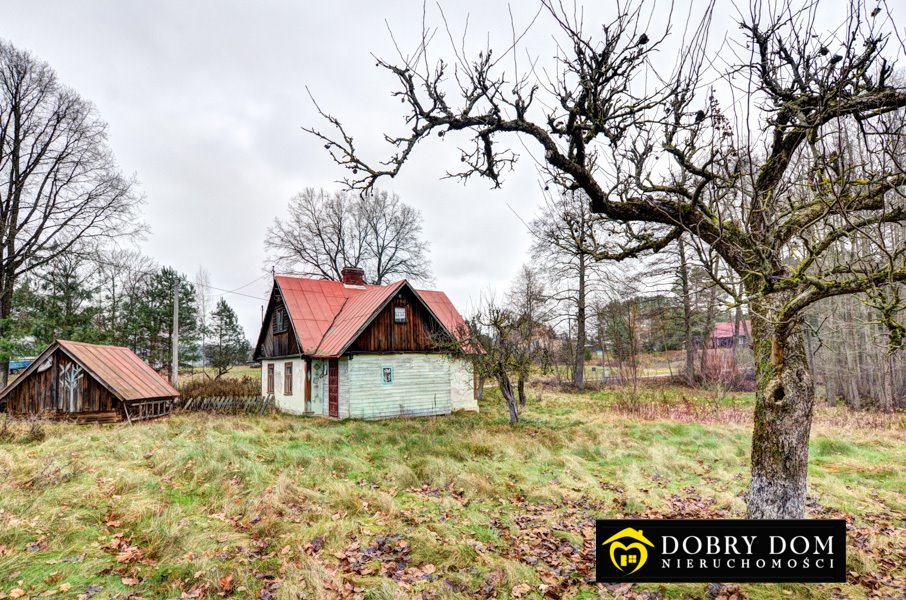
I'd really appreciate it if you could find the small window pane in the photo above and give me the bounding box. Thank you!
[382,366,394,384]
[273,308,287,333]
[394,306,406,323]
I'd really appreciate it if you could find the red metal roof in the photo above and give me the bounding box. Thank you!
[274,276,363,352]
[313,280,406,357]
[0,340,179,403]
[272,276,472,358]
[417,290,470,337]
[712,320,751,339]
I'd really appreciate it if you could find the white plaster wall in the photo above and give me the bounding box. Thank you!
[264,358,307,414]
[449,358,479,412]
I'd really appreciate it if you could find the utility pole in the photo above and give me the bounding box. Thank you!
[171,283,179,387]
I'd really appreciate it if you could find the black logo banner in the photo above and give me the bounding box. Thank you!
[596,519,846,583]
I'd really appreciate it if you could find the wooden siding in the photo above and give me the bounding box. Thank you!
[257,290,302,359]
[5,349,121,417]
[346,354,453,419]
[348,287,447,353]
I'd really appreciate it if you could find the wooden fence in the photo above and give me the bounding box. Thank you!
[175,395,276,415]
[123,399,171,424]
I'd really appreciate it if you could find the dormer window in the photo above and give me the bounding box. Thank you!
[273,307,287,333]
[394,306,407,323]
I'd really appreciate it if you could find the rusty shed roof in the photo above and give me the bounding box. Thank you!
[0,340,179,402]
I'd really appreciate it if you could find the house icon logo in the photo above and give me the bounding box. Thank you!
[601,527,654,574]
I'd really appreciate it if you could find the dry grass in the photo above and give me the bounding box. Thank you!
[0,385,903,599]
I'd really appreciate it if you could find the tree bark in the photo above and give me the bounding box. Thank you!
[497,369,519,424]
[517,375,526,407]
[699,285,717,378]
[678,237,695,386]
[0,282,13,388]
[748,293,815,519]
[573,253,586,389]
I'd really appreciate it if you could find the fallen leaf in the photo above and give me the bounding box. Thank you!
[218,573,235,595]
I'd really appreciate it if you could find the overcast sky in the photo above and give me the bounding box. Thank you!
[3,0,789,340]
[3,1,591,339]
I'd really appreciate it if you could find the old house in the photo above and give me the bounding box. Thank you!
[0,340,179,423]
[253,268,478,419]
[709,320,752,348]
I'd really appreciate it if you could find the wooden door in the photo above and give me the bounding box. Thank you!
[304,358,312,413]
[328,359,339,417]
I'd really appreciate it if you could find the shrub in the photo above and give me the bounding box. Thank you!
[23,416,46,443]
[179,376,259,399]
[0,415,12,443]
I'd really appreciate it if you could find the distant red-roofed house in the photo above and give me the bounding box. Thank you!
[708,320,752,348]
[253,267,479,419]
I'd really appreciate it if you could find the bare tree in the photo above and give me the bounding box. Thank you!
[306,1,906,518]
[95,248,156,346]
[0,40,142,385]
[506,264,553,403]
[529,189,640,389]
[455,299,537,424]
[266,187,431,284]
[677,236,696,386]
[194,267,212,369]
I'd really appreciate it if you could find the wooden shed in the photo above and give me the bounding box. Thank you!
[0,340,179,423]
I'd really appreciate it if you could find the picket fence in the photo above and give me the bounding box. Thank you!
[177,395,277,415]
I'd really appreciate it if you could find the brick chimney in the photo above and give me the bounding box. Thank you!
[341,266,366,286]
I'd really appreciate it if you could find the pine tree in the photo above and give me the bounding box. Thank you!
[205,298,250,379]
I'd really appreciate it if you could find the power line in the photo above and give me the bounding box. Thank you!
[38,255,273,303]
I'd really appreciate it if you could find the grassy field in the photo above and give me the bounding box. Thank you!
[0,386,903,599]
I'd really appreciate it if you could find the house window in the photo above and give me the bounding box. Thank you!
[394,306,407,323]
[273,307,287,333]
[284,362,293,395]
[267,364,275,394]
[382,366,394,384]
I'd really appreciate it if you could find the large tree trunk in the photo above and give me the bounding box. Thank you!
[573,253,586,389]
[497,369,519,424]
[0,282,13,388]
[748,294,815,519]
[699,285,717,378]
[677,237,695,386]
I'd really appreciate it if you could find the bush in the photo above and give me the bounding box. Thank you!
[0,415,12,443]
[179,376,260,399]
[23,416,46,443]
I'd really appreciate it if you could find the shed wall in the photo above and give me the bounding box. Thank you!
[4,350,120,416]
